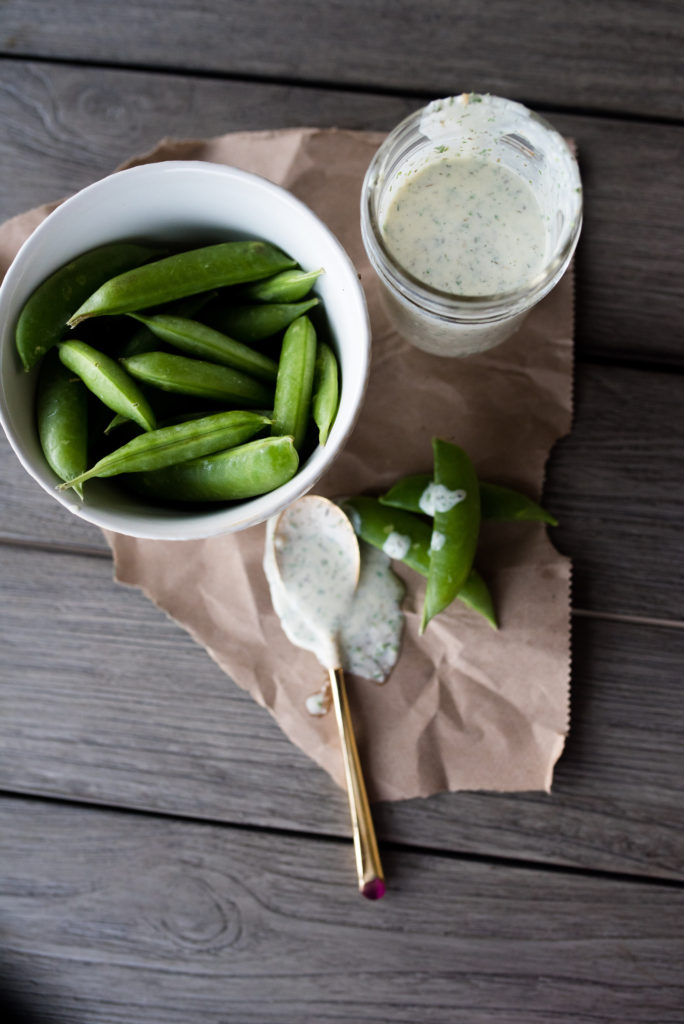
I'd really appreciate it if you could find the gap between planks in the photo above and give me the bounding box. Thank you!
[0,50,683,130]
[1,786,682,894]
[1,537,683,633]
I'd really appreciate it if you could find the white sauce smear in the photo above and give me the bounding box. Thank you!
[419,482,467,515]
[382,531,412,560]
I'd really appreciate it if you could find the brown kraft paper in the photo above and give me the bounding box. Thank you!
[0,128,574,802]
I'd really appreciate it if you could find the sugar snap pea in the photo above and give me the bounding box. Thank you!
[271,316,317,450]
[60,410,270,489]
[67,241,296,326]
[59,339,156,432]
[421,440,480,633]
[205,298,319,343]
[36,350,89,497]
[126,435,298,503]
[380,472,557,525]
[129,313,278,382]
[121,351,272,407]
[312,341,339,446]
[341,496,497,628]
[242,268,323,303]
[16,242,160,371]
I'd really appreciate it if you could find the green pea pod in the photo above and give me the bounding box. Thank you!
[242,268,323,303]
[205,298,319,343]
[15,243,160,371]
[67,241,296,326]
[129,313,278,383]
[479,481,558,526]
[380,472,557,525]
[60,410,270,489]
[341,496,497,628]
[58,339,156,432]
[121,351,272,407]
[421,440,480,633]
[36,350,89,497]
[312,341,339,445]
[127,435,298,503]
[271,316,317,450]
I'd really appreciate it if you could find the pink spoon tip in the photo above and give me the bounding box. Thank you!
[361,878,386,900]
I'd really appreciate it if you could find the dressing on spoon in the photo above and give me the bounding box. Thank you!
[267,495,386,900]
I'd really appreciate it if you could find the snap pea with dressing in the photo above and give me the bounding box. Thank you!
[341,496,497,629]
[380,472,558,525]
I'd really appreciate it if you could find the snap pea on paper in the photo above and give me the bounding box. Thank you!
[271,315,317,450]
[380,473,558,525]
[341,496,497,628]
[128,313,278,382]
[242,267,323,303]
[312,341,339,446]
[15,242,160,371]
[421,440,481,633]
[126,434,298,503]
[58,339,156,433]
[59,410,270,489]
[205,297,319,343]
[67,241,296,326]
[36,350,89,497]
[121,351,273,407]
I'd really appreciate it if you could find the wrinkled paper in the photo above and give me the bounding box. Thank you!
[1,129,573,801]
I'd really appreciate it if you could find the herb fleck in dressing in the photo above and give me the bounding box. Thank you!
[382,158,547,296]
[263,500,405,707]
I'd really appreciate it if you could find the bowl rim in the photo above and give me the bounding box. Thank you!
[0,160,371,540]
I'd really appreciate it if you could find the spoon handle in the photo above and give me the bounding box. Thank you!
[329,666,386,899]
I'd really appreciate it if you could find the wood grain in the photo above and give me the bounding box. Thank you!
[0,62,682,363]
[0,542,682,880]
[1,363,682,621]
[0,0,682,120]
[0,796,683,1024]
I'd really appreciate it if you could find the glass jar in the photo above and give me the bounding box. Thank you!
[360,93,583,357]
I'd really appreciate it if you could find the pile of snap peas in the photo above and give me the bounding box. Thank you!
[17,239,340,506]
[343,439,558,632]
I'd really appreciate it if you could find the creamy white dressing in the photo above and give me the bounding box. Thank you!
[305,686,332,717]
[263,500,405,703]
[382,157,547,296]
[430,530,446,552]
[419,482,467,515]
[382,531,411,560]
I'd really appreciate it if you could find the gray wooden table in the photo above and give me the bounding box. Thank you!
[1,3,683,1021]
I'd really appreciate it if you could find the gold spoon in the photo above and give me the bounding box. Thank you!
[271,495,386,900]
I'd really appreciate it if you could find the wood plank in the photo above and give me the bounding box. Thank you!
[0,796,683,1024]
[0,543,682,880]
[0,61,681,364]
[0,0,682,120]
[2,363,682,622]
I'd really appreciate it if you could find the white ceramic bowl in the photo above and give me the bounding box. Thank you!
[0,161,370,539]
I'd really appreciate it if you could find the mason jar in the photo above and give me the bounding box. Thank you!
[360,93,583,357]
